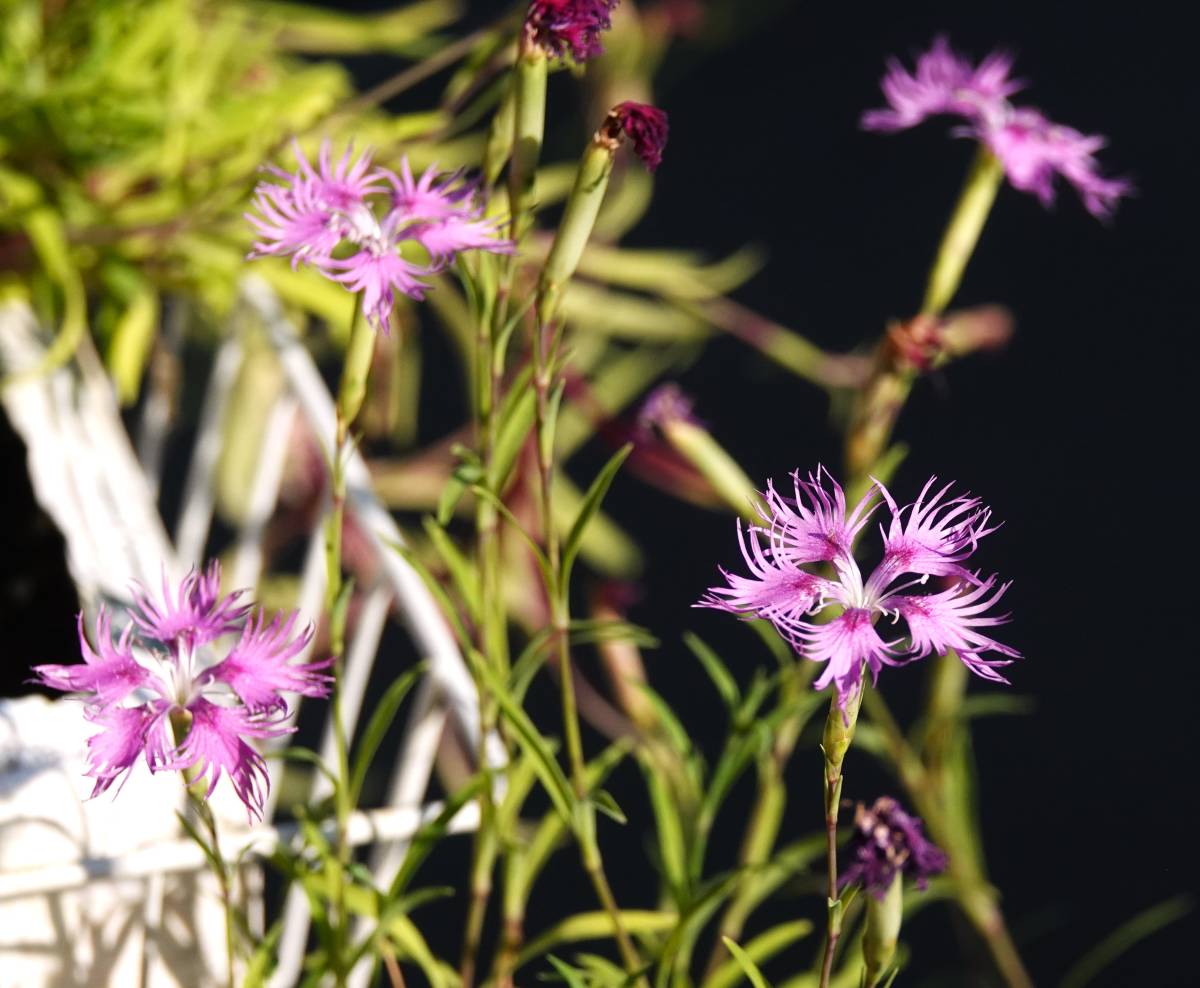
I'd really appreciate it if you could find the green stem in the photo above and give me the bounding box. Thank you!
[921,147,1005,316]
[171,712,236,988]
[860,688,1035,988]
[507,42,548,242]
[325,296,370,988]
[818,688,862,988]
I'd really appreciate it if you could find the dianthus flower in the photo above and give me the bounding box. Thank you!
[247,141,513,328]
[525,0,620,62]
[840,797,948,897]
[699,467,1019,707]
[862,36,1131,218]
[33,562,331,820]
[602,101,669,172]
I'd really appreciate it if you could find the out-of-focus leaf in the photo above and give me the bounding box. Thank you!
[684,632,740,709]
[517,911,676,967]
[106,280,159,405]
[551,469,642,580]
[1059,895,1192,988]
[349,665,424,804]
[706,922,813,988]
[560,443,632,593]
[422,516,481,620]
[381,912,446,988]
[720,937,772,988]
[561,283,708,341]
[248,0,462,54]
[478,661,575,826]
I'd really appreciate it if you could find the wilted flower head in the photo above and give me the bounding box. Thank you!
[601,101,670,172]
[247,140,513,328]
[525,0,620,62]
[699,467,1019,707]
[33,561,331,820]
[840,797,948,897]
[862,36,1131,218]
[637,382,698,434]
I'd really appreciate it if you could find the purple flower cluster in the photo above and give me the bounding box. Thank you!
[863,36,1131,218]
[840,797,948,898]
[33,563,331,820]
[525,0,620,62]
[699,467,1019,708]
[247,141,513,329]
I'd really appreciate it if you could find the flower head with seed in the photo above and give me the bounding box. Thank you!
[33,562,330,820]
[698,467,1019,708]
[862,36,1131,218]
[525,0,620,62]
[840,797,948,897]
[247,140,513,329]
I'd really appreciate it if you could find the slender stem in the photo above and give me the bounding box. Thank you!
[860,688,1035,988]
[171,713,236,988]
[704,662,818,977]
[818,688,862,988]
[922,147,1006,317]
[326,297,371,988]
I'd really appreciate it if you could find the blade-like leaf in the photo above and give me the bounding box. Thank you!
[560,443,633,593]
[349,665,424,805]
[684,632,740,709]
[721,937,772,988]
[518,911,677,968]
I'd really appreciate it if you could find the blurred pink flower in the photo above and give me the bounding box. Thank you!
[247,141,512,328]
[863,36,1131,218]
[33,562,330,820]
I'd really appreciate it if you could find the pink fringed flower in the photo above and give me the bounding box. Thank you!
[247,140,513,328]
[699,467,1019,708]
[33,562,331,820]
[862,36,1130,218]
[525,0,620,62]
[861,35,1021,133]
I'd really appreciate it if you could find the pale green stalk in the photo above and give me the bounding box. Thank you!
[845,145,1005,481]
[527,120,644,981]
[324,297,371,988]
[818,687,862,988]
[171,711,236,988]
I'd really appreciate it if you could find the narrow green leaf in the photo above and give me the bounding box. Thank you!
[721,937,772,988]
[706,921,813,988]
[1059,895,1192,988]
[518,912,677,968]
[388,775,485,898]
[388,541,474,649]
[544,954,589,988]
[382,912,446,988]
[349,665,424,805]
[488,386,537,491]
[539,377,567,467]
[106,282,159,405]
[645,769,688,898]
[422,516,481,620]
[241,918,284,988]
[560,443,633,592]
[684,632,740,709]
[478,661,575,826]
[175,810,224,878]
[591,788,627,825]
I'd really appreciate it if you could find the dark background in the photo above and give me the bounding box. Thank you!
[2,1,1196,985]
